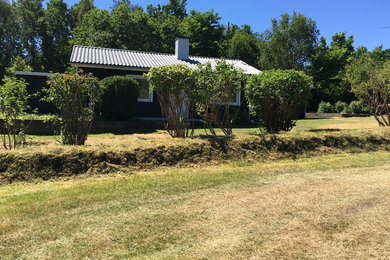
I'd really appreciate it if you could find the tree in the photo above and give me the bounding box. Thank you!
[147,0,187,20]
[0,0,19,80]
[194,61,244,136]
[0,77,31,149]
[228,29,259,66]
[145,65,196,138]
[110,2,159,51]
[13,0,45,70]
[345,56,390,126]
[41,0,71,72]
[5,56,33,77]
[258,12,319,70]
[72,8,114,47]
[245,70,312,133]
[43,70,102,145]
[306,33,355,109]
[180,10,224,57]
[69,0,95,29]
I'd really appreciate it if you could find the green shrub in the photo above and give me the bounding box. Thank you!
[145,65,196,138]
[341,105,353,115]
[348,100,369,114]
[44,71,102,145]
[245,69,312,133]
[194,61,244,136]
[97,76,139,121]
[335,101,347,113]
[317,101,336,113]
[0,77,31,149]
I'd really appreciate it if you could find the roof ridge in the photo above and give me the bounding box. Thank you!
[73,45,245,62]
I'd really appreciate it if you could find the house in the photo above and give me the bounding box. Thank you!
[15,39,260,118]
[69,38,260,119]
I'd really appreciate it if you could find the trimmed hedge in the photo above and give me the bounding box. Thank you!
[96,76,139,121]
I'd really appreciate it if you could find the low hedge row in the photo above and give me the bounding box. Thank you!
[1,133,389,183]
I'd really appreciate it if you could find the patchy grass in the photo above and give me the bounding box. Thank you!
[0,151,389,259]
[21,116,382,148]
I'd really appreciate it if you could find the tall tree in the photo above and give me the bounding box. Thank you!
[14,0,45,70]
[147,0,187,20]
[72,8,114,47]
[110,2,160,51]
[307,32,355,108]
[0,0,19,79]
[180,10,224,57]
[69,0,94,29]
[146,0,187,53]
[42,0,71,72]
[258,12,319,70]
[228,26,260,66]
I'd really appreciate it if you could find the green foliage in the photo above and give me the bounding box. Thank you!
[307,33,355,110]
[72,8,114,47]
[5,57,33,77]
[110,3,159,51]
[180,10,224,57]
[317,101,336,113]
[228,30,259,66]
[145,65,196,138]
[43,71,102,145]
[258,12,319,70]
[345,56,390,126]
[0,77,31,149]
[245,69,312,133]
[0,0,20,80]
[69,0,95,29]
[14,0,45,70]
[41,0,71,72]
[97,76,139,121]
[194,61,245,136]
[335,101,347,113]
[348,100,369,114]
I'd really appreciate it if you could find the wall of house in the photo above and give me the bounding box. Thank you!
[16,74,56,114]
[80,67,163,118]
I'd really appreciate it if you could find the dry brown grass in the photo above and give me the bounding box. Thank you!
[1,152,389,259]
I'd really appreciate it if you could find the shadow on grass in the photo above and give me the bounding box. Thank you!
[308,128,342,133]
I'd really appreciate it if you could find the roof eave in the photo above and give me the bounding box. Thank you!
[70,62,150,72]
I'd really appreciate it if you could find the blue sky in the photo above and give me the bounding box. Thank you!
[49,0,390,50]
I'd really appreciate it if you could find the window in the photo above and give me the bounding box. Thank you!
[229,91,241,106]
[127,75,153,102]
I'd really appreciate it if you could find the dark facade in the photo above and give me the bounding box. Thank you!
[16,73,56,114]
[81,67,163,118]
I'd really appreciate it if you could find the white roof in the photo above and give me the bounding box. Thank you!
[70,45,260,75]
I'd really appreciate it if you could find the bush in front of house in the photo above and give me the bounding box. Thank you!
[194,61,245,136]
[0,77,31,149]
[44,70,102,145]
[245,69,312,133]
[317,101,336,113]
[145,65,196,138]
[97,76,139,121]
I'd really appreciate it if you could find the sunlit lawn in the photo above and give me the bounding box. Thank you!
[1,151,389,259]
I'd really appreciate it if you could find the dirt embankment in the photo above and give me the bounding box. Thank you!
[1,133,389,183]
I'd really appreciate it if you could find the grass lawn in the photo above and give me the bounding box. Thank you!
[1,151,389,259]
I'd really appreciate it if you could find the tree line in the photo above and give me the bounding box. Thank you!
[1,0,390,110]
